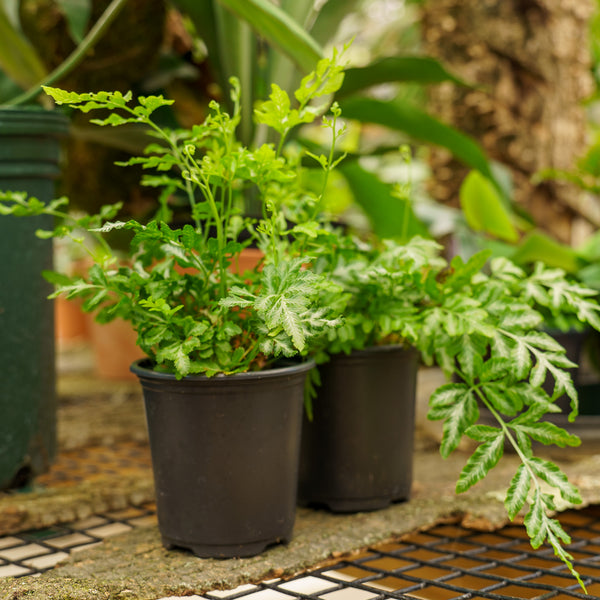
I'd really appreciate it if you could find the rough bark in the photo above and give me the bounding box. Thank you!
[422,0,595,244]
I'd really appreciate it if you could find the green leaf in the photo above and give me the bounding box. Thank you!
[505,464,531,520]
[478,357,512,382]
[307,0,361,46]
[337,56,469,99]
[457,337,484,380]
[512,422,580,448]
[511,231,581,274]
[434,390,479,459]
[513,339,533,380]
[339,159,429,241]
[429,382,471,412]
[56,0,92,44]
[459,171,518,243]
[524,489,547,549]
[482,383,521,417]
[338,96,497,184]
[42,270,76,287]
[465,424,502,442]
[456,433,504,493]
[216,0,322,73]
[0,5,47,91]
[529,458,582,504]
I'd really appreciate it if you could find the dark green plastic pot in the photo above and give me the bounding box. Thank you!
[298,345,419,512]
[130,358,314,558]
[0,108,69,489]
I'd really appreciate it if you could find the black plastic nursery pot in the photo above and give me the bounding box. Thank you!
[298,345,419,513]
[543,329,600,440]
[130,358,315,558]
[0,108,69,489]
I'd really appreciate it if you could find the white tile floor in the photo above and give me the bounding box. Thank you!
[0,504,156,579]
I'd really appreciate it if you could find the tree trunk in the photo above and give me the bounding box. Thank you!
[422,0,595,244]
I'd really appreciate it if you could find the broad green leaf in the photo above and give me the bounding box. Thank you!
[522,331,566,353]
[0,5,47,91]
[338,96,497,184]
[339,160,429,241]
[505,464,531,520]
[56,0,92,44]
[456,434,504,493]
[307,0,362,45]
[216,0,322,73]
[511,231,581,274]
[42,270,75,287]
[459,171,518,243]
[336,56,468,99]
[530,358,548,389]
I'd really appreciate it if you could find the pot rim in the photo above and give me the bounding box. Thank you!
[0,108,69,135]
[130,357,316,382]
[331,343,417,359]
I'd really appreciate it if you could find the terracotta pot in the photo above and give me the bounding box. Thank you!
[230,248,263,274]
[54,297,89,345]
[88,317,145,380]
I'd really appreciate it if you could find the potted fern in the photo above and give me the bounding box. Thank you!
[0,53,348,558]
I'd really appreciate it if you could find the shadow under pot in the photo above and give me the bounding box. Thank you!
[130,358,314,558]
[298,345,419,513]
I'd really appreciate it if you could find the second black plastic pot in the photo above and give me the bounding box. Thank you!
[298,345,419,512]
[131,358,314,558]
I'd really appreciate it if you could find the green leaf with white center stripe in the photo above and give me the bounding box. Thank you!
[456,433,504,493]
[505,464,531,520]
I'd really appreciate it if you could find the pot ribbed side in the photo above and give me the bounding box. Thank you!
[131,359,314,558]
[298,345,418,512]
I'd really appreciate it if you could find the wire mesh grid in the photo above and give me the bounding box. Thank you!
[194,506,600,600]
[4,505,600,599]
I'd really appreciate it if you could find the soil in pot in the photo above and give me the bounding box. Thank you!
[298,345,419,513]
[130,358,314,558]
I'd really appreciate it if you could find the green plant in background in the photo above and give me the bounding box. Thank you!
[168,0,503,241]
[458,152,600,303]
[0,0,130,106]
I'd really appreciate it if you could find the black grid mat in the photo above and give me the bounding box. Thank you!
[201,506,600,600]
[3,506,600,599]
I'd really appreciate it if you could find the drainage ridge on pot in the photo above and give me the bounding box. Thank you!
[298,345,418,513]
[130,358,315,558]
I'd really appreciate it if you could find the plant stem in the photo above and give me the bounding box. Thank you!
[7,0,129,106]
